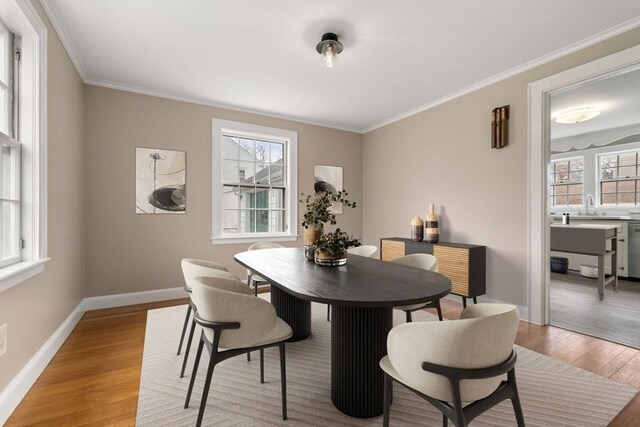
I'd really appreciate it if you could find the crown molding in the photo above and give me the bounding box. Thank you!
[37,1,640,136]
[362,18,640,134]
[84,77,362,133]
[39,0,88,81]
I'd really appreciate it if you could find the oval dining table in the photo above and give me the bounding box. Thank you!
[234,247,452,418]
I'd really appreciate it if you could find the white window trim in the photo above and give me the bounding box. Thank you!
[211,119,298,245]
[597,147,640,207]
[0,0,48,291]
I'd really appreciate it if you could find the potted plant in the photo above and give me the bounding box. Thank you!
[314,229,361,266]
[300,190,356,260]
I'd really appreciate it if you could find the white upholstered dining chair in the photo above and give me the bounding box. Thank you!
[379,303,524,427]
[180,259,239,377]
[185,275,293,427]
[247,242,284,295]
[392,254,443,321]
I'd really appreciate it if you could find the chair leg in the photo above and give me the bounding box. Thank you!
[279,343,287,420]
[473,297,478,304]
[260,349,265,384]
[406,310,412,323]
[509,369,526,427]
[195,349,218,427]
[435,299,443,321]
[247,351,251,362]
[383,374,392,427]
[462,297,467,308]
[184,334,205,408]
[180,317,197,378]
[449,379,467,427]
[442,413,448,427]
[177,304,192,355]
[254,279,258,297]
[327,305,331,321]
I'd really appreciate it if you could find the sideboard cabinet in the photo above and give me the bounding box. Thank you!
[380,237,486,307]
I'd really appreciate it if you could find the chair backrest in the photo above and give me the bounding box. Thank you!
[181,258,234,290]
[346,245,378,258]
[248,242,284,251]
[392,253,438,272]
[190,275,277,349]
[386,303,519,403]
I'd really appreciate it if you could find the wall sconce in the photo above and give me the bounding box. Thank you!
[316,33,343,69]
[491,105,510,149]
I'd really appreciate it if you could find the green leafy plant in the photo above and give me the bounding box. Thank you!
[300,190,357,230]
[314,228,361,258]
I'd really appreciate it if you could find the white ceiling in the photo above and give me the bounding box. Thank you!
[550,68,640,139]
[43,0,640,133]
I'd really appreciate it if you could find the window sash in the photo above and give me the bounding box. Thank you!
[598,150,640,206]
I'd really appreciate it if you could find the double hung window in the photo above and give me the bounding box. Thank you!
[212,119,297,244]
[549,157,584,207]
[0,19,20,268]
[599,150,640,206]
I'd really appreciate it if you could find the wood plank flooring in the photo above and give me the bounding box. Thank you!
[6,295,640,426]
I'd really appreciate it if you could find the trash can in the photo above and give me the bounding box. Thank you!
[550,256,568,274]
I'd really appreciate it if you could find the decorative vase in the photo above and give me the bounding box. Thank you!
[303,225,323,260]
[425,203,440,244]
[411,216,424,241]
[314,249,348,267]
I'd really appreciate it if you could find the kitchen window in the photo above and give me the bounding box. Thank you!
[550,157,584,207]
[599,150,640,206]
[212,119,297,244]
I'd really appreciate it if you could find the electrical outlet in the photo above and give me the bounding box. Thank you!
[0,323,7,357]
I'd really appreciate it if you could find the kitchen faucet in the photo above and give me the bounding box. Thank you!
[585,194,595,215]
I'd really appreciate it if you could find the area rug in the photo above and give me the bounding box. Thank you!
[136,296,638,426]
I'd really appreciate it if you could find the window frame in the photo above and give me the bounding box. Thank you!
[549,156,584,208]
[598,149,640,206]
[211,119,298,245]
[0,0,48,292]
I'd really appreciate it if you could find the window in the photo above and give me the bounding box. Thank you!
[0,1,47,291]
[549,157,583,207]
[212,119,297,244]
[599,150,640,206]
[0,18,20,268]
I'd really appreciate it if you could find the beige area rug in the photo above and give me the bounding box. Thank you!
[136,295,638,426]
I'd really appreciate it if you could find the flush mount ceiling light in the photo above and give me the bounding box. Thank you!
[316,32,343,69]
[555,108,601,124]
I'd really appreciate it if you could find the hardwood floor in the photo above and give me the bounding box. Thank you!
[6,295,639,426]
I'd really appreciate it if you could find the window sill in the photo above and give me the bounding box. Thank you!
[211,234,299,245]
[0,258,50,293]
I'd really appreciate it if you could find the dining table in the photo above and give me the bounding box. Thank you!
[234,247,452,418]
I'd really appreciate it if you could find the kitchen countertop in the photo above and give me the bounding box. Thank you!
[550,215,639,221]
[551,223,619,230]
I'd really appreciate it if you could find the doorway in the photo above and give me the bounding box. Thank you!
[527,45,640,332]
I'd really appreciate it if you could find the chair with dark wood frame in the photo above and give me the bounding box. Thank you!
[380,303,524,427]
[185,275,292,427]
[392,254,443,322]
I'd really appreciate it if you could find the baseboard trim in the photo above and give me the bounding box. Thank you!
[0,299,86,426]
[443,294,530,323]
[0,286,188,424]
[84,287,188,311]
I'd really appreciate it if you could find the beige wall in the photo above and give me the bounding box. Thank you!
[362,29,640,309]
[83,86,363,297]
[0,1,84,392]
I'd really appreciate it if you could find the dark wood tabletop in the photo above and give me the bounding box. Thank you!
[234,247,451,307]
